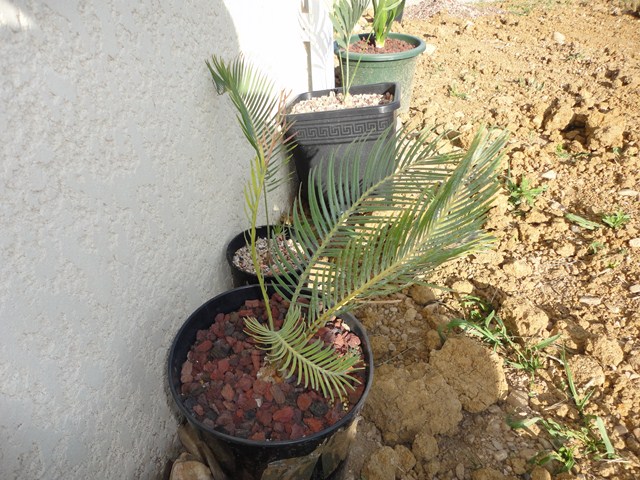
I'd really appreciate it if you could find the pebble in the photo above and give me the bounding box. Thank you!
[630,284,640,294]
[629,238,640,248]
[553,31,566,44]
[614,424,629,435]
[579,296,602,306]
[506,390,530,409]
[541,170,557,180]
[619,189,639,197]
[424,43,437,55]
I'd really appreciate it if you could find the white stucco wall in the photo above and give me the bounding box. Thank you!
[0,1,329,478]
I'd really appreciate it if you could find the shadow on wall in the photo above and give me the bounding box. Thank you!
[0,0,275,479]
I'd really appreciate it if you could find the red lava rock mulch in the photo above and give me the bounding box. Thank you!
[179,293,366,442]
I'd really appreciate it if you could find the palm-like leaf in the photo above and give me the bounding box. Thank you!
[331,0,369,50]
[272,127,508,335]
[331,0,369,97]
[208,54,508,401]
[244,304,362,402]
[206,55,290,191]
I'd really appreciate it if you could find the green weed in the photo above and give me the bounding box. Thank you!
[565,213,601,231]
[602,210,631,229]
[444,296,559,379]
[555,144,571,160]
[507,176,547,208]
[560,347,594,414]
[448,83,468,100]
[587,241,605,255]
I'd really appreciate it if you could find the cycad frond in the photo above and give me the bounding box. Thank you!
[331,0,369,50]
[206,55,290,190]
[244,305,362,402]
[273,127,508,330]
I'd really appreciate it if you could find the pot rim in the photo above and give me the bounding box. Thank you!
[335,32,427,62]
[285,82,401,119]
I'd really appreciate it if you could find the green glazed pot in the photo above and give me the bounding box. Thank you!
[335,32,426,114]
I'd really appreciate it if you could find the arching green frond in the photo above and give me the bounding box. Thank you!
[271,127,508,330]
[205,55,290,190]
[243,306,362,402]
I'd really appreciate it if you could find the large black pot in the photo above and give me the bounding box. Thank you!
[285,82,400,201]
[226,225,301,288]
[167,285,374,480]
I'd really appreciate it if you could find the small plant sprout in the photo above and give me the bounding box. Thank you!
[559,346,594,414]
[444,296,560,380]
[372,0,405,49]
[587,241,605,254]
[555,143,571,160]
[448,83,468,100]
[509,415,616,472]
[565,213,602,231]
[331,0,369,101]
[506,175,547,208]
[602,210,631,229]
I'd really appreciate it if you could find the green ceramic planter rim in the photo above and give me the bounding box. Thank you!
[335,32,426,62]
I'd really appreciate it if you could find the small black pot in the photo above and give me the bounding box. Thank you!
[226,225,300,288]
[285,82,400,201]
[167,285,374,480]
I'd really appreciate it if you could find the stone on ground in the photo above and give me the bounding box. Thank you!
[586,336,625,367]
[170,453,213,480]
[412,429,439,463]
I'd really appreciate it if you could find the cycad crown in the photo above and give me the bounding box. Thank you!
[207,54,508,401]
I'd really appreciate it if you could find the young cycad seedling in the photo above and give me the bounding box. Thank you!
[331,0,369,101]
[372,0,405,49]
[602,210,631,229]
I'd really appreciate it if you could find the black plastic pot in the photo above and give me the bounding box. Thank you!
[285,82,400,201]
[226,225,300,288]
[167,285,374,480]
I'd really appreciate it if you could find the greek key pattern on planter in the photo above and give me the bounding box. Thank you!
[294,117,391,143]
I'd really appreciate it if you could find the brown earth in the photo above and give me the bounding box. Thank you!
[348,1,640,479]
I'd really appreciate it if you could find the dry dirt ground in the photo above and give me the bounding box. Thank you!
[347,1,640,479]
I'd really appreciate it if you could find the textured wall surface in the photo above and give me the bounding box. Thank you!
[0,1,314,478]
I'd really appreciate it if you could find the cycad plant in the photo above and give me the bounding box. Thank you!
[206,55,292,278]
[331,0,369,100]
[208,55,508,402]
[372,0,406,48]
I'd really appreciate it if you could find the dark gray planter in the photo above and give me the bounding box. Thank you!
[285,82,400,203]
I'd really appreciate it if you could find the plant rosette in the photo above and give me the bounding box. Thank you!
[334,32,426,113]
[168,285,373,480]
